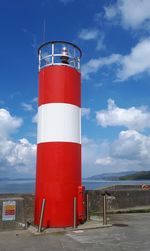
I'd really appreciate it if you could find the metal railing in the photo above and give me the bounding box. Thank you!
[38,41,82,72]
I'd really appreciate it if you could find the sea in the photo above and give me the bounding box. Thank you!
[1,179,150,194]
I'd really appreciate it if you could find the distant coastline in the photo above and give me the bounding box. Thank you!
[119,171,150,180]
[0,178,35,182]
[1,171,150,183]
[1,178,150,193]
[85,171,150,181]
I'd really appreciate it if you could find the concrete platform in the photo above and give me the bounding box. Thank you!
[0,213,150,250]
[43,219,112,234]
[27,218,111,235]
[108,205,150,214]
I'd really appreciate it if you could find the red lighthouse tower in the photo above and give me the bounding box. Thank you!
[34,41,85,228]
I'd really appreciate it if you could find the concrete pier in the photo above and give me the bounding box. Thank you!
[0,185,150,231]
[0,213,150,251]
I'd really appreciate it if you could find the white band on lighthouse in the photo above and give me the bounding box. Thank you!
[37,103,81,144]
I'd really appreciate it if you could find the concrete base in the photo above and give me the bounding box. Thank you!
[28,218,112,235]
[0,213,150,250]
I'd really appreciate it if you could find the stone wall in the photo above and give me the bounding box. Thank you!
[0,194,34,230]
[87,187,150,214]
[22,194,34,223]
[0,185,150,230]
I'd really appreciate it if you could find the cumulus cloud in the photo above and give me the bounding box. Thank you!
[95,156,113,165]
[21,102,34,111]
[82,54,121,79]
[32,113,38,123]
[82,137,98,166]
[104,0,150,29]
[31,97,38,103]
[0,108,36,177]
[104,5,118,20]
[96,33,105,51]
[81,108,91,119]
[111,130,150,164]
[117,37,150,81]
[82,127,150,176]
[82,100,150,176]
[82,136,110,177]
[0,138,36,174]
[96,99,150,131]
[78,28,100,40]
[78,28,105,51]
[0,109,23,139]
[82,133,150,177]
[91,100,150,174]
[82,37,150,81]
[94,129,150,174]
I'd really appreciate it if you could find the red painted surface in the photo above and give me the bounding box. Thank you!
[35,142,81,227]
[38,66,81,107]
[34,64,84,227]
[77,185,86,224]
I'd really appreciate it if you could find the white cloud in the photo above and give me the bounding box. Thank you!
[94,129,150,174]
[32,113,38,123]
[82,37,150,81]
[95,155,144,173]
[0,108,36,177]
[104,5,118,20]
[117,37,150,81]
[78,28,100,40]
[82,54,121,79]
[104,0,150,29]
[96,34,105,51]
[0,109,23,139]
[31,97,38,103]
[111,130,150,164]
[82,128,150,177]
[21,102,34,111]
[96,99,150,131]
[82,100,150,176]
[82,108,91,119]
[0,138,36,174]
[82,136,112,177]
[95,156,113,165]
[78,28,105,51]
[82,137,98,166]
[82,135,140,177]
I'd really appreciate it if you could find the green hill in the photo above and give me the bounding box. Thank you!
[119,171,150,180]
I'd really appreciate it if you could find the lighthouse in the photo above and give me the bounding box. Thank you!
[34,41,85,228]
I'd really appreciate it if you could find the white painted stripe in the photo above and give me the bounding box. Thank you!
[37,103,81,144]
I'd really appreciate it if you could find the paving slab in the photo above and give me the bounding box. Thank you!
[0,213,150,251]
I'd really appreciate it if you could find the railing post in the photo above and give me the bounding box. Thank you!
[103,194,107,225]
[86,193,90,221]
[38,198,46,232]
[38,50,41,71]
[102,192,111,225]
[73,197,77,228]
[52,43,54,65]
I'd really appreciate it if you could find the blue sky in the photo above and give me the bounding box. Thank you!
[1,0,150,178]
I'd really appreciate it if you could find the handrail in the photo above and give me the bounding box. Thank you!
[38,40,82,57]
[38,41,81,72]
